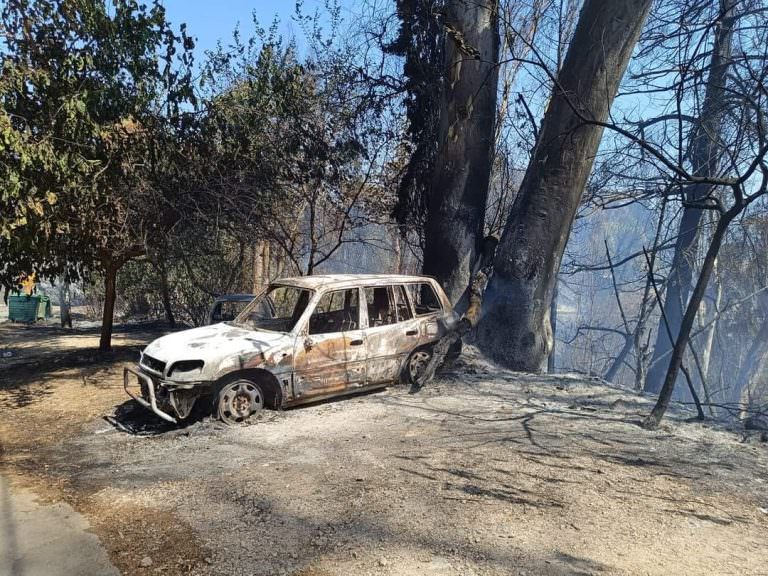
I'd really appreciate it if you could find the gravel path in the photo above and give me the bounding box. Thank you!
[1,323,767,576]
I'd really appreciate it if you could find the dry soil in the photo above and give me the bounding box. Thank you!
[1,321,767,576]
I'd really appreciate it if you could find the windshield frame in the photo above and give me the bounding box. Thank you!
[232,283,314,333]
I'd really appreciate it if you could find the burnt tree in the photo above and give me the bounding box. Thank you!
[422,0,500,307]
[477,0,653,371]
[644,0,738,393]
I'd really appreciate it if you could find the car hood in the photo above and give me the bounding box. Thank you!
[142,323,292,377]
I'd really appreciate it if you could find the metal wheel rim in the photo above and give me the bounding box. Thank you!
[219,381,263,424]
[409,350,431,381]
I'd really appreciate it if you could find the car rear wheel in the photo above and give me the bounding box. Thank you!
[214,378,264,425]
[406,348,432,384]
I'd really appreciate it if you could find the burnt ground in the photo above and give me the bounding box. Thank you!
[1,321,767,576]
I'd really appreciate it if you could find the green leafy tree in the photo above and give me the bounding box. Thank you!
[186,22,382,277]
[0,0,195,349]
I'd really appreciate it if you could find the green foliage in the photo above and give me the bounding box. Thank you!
[0,1,399,331]
[175,15,385,275]
[0,0,195,289]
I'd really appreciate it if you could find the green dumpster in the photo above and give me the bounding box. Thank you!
[8,294,52,322]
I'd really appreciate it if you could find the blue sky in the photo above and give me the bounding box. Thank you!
[159,0,354,58]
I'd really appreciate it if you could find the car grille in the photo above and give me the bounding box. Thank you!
[141,354,166,375]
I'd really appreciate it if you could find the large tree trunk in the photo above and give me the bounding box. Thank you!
[422,0,499,307]
[477,0,652,371]
[99,263,118,352]
[644,0,737,393]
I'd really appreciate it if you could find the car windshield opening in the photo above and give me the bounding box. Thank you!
[233,285,311,332]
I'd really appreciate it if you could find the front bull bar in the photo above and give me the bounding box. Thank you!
[123,367,178,424]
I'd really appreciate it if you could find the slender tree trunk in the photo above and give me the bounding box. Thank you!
[603,240,633,382]
[252,241,270,294]
[422,0,499,308]
[99,263,118,352]
[643,210,735,429]
[634,325,651,391]
[157,258,175,328]
[604,337,633,383]
[548,281,558,373]
[645,0,737,393]
[392,230,403,274]
[477,0,652,371]
[59,279,72,328]
[632,197,668,390]
[699,255,722,387]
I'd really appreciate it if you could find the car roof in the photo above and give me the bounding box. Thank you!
[272,274,440,291]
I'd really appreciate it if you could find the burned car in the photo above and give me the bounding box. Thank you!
[124,274,458,424]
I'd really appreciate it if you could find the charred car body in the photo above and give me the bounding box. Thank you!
[125,274,458,424]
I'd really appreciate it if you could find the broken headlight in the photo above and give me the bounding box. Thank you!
[167,360,205,380]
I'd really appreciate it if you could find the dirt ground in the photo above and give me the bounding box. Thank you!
[1,321,767,576]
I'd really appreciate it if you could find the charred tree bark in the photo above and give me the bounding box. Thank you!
[477,0,652,371]
[422,0,499,308]
[645,0,737,393]
[412,236,498,392]
[99,263,118,352]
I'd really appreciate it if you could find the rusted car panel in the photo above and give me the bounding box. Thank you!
[127,274,458,423]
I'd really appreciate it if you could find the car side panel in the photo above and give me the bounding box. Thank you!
[363,323,404,383]
[292,333,349,400]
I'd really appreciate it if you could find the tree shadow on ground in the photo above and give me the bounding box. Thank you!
[0,320,173,369]
[0,321,175,408]
[394,454,567,509]
[373,380,747,486]
[0,346,142,409]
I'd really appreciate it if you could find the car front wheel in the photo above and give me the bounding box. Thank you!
[214,378,264,425]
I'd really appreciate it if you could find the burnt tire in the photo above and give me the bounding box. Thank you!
[214,378,264,425]
[404,347,432,385]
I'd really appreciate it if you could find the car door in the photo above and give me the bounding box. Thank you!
[362,284,421,384]
[405,281,444,347]
[343,287,367,389]
[292,288,360,400]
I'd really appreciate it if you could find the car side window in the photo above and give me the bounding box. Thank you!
[392,285,413,322]
[308,289,359,335]
[407,283,442,315]
[364,286,397,327]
